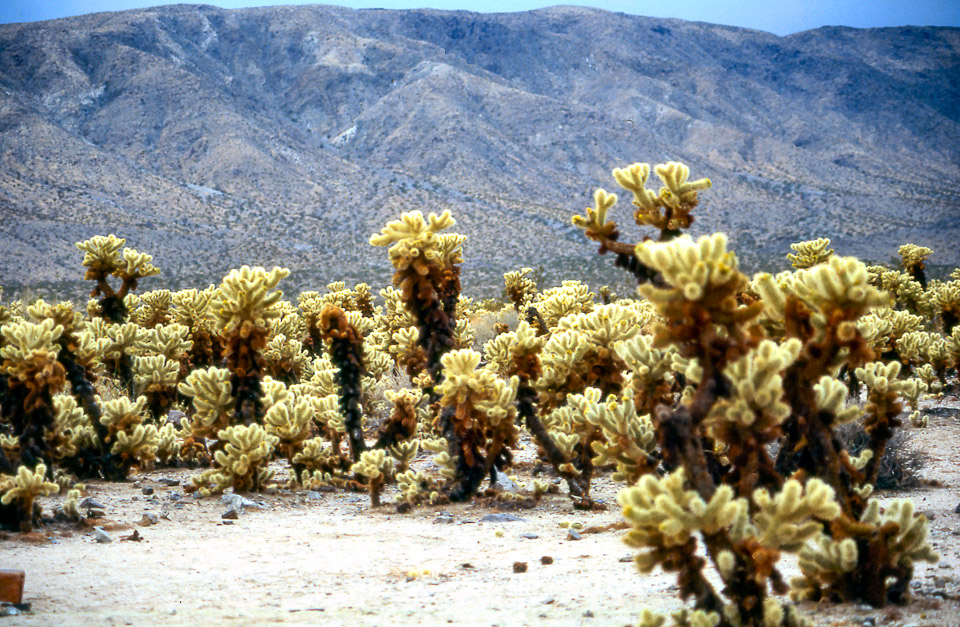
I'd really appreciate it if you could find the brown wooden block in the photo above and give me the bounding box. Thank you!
[0,570,25,604]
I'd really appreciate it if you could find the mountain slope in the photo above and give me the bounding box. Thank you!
[1,5,958,296]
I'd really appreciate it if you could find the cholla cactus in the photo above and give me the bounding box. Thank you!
[533,281,594,329]
[132,289,172,328]
[350,449,395,506]
[897,243,932,287]
[621,470,835,625]
[99,396,156,475]
[0,463,58,532]
[178,366,233,455]
[191,424,277,495]
[374,388,421,449]
[572,161,710,283]
[582,389,657,484]
[792,498,937,605]
[0,319,66,468]
[212,266,289,426]
[319,305,367,462]
[172,287,220,367]
[263,396,314,463]
[503,268,537,312]
[370,210,462,385]
[76,234,160,322]
[133,354,180,419]
[436,349,519,500]
[262,333,311,384]
[931,279,960,334]
[787,238,833,269]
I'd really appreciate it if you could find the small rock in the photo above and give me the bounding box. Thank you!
[512,562,527,573]
[121,530,142,542]
[167,493,181,501]
[618,556,633,563]
[540,556,553,565]
[140,513,159,526]
[939,562,950,569]
[93,527,113,543]
[492,472,519,494]
[543,598,555,605]
[158,478,180,487]
[567,530,582,541]
[141,487,154,496]
[222,509,239,520]
[460,563,474,569]
[305,491,323,501]
[861,618,876,626]
[80,498,106,510]
[954,502,960,515]
[520,532,539,539]
[480,513,524,523]
[86,509,105,519]
[923,510,936,521]
[315,485,336,493]
[583,610,594,618]
[0,604,20,617]
[166,410,186,426]
[221,494,261,511]
[434,514,454,524]
[222,520,234,526]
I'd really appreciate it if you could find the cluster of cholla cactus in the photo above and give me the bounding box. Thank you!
[0,159,956,627]
[567,162,951,625]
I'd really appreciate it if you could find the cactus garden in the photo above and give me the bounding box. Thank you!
[2,162,959,625]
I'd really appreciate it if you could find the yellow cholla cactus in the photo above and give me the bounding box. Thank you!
[76,234,159,283]
[100,396,148,436]
[131,289,172,327]
[635,233,738,303]
[619,469,744,571]
[0,318,64,382]
[812,376,862,425]
[368,210,456,274]
[705,339,802,440]
[897,243,932,275]
[787,238,833,269]
[534,281,594,328]
[193,424,278,494]
[178,366,234,439]
[350,449,395,506]
[503,267,537,311]
[0,463,58,531]
[212,266,290,336]
[136,323,192,360]
[264,397,314,460]
[583,390,658,483]
[748,479,840,551]
[133,354,180,395]
[111,423,160,470]
[614,333,679,414]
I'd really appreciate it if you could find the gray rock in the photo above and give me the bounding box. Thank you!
[221,494,262,511]
[140,513,159,526]
[222,509,239,520]
[80,498,106,510]
[141,487,154,495]
[305,491,323,501]
[567,530,582,541]
[479,513,524,523]
[520,532,539,539]
[0,604,20,616]
[434,514,455,524]
[93,527,113,543]
[492,471,519,494]
[165,410,186,426]
[159,478,180,487]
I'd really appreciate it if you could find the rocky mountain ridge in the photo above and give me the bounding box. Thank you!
[1,4,958,297]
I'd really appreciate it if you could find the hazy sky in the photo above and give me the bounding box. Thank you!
[2,0,959,35]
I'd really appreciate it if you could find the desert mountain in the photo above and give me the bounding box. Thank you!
[1,4,958,297]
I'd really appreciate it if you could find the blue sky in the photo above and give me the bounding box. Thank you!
[2,1,959,35]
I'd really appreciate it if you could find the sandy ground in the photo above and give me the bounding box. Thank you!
[2,406,958,627]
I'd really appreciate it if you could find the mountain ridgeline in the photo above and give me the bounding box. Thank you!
[1,4,958,296]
